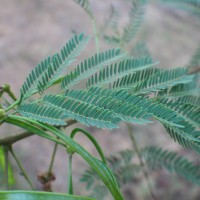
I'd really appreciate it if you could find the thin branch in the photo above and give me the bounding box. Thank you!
[127,123,157,200]
[0,132,33,146]
[47,142,58,176]
[9,146,35,190]
[0,119,76,146]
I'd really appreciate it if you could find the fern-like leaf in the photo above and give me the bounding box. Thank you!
[64,88,153,125]
[86,57,156,88]
[156,79,200,99]
[18,103,66,125]
[134,68,194,95]
[88,87,184,127]
[164,125,200,154]
[122,0,147,43]
[175,96,200,107]
[42,94,120,129]
[61,49,125,90]
[20,33,89,100]
[161,99,200,129]
[112,68,158,91]
[141,146,200,185]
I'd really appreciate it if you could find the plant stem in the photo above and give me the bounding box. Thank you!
[68,153,73,195]
[0,120,76,146]
[70,128,107,164]
[8,146,35,190]
[47,142,58,176]
[5,100,19,112]
[92,18,100,53]
[3,146,9,190]
[127,123,157,200]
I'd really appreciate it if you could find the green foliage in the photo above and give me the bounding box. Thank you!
[61,49,125,90]
[134,68,194,94]
[18,103,66,126]
[156,80,200,99]
[20,33,89,100]
[112,68,158,91]
[141,146,200,185]
[1,0,200,199]
[82,146,200,199]
[122,0,147,43]
[86,57,155,88]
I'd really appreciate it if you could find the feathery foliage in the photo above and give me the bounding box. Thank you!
[141,146,200,185]
[42,94,120,129]
[18,103,66,125]
[112,68,159,91]
[86,57,155,88]
[20,33,89,100]
[61,49,125,90]
[164,124,200,154]
[122,0,147,43]
[81,146,200,199]
[133,68,194,94]
[156,79,200,99]
[175,96,200,107]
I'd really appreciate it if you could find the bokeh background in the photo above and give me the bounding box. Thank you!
[0,0,200,199]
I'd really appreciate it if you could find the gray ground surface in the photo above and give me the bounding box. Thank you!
[0,1,200,199]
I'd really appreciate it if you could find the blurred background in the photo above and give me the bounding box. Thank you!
[0,0,200,199]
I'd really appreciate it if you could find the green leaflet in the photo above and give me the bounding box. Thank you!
[112,68,159,91]
[18,103,66,126]
[42,94,120,129]
[175,96,200,107]
[86,57,156,88]
[0,191,94,200]
[164,124,200,154]
[160,98,200,129]
[63,89,153,125]
[156,81,200,99]
[61,49,126,90]
[20,33,89,100]
[88,87,184,127]
[134,68,194,94]
[141,146,200,185]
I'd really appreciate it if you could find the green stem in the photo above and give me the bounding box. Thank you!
[9,146,35,190]
[47,142,58,176]
[5,100,19,112]
[127,123,157,200]
[92,18,100,53]
[68,153,73,195]
[3,146,9,190]
[70,128,107,164]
